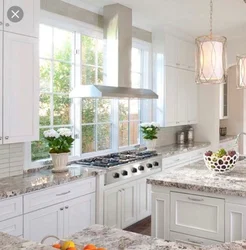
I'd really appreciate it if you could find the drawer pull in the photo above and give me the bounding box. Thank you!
[188,197,204,202]
[56,191,71,196]
[187,239,203,245]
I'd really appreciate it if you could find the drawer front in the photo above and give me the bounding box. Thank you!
[24,178,96,213]
[170,192,225,241]
[190,148,208,161]
[170,232,222,246]
[0,197,22,221]
[162,153,190,170]
[0,216,23,236]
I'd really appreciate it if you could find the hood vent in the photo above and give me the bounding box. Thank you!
[70,4,158,99]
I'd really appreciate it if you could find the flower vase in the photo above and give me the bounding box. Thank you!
[50,153,69,173]
[145,139,157,151]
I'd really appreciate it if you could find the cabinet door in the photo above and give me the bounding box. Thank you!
[151,192,169,240]
[225,203,246,242]
[121,182,137,229]
[64,193,95,237]
[187,71,198,124]
[165,35,179,67]
[4,0,39,37]
[0,216,23,237]
[24,203,63,244]
[0,31,2,143]
[0,0,3,31]
[137,178,151,221]
[165,67,178,126]
[3,32,39,144]
[177,69,188,125]
[186,42,195,70]
[104,186,122,228]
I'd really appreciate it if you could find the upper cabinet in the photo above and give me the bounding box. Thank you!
[3,0,39,37]
[153,33,198,127]
[220,81,228,119]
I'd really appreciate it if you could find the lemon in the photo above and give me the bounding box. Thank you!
[62,241,75,250]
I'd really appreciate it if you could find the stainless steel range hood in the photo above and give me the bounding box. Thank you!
[69,4,158,99]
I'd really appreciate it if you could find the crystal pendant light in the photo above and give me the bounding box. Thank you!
[236,55,246,89]
[195,0,227,85]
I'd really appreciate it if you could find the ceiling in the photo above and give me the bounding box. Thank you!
[66,0,246,40]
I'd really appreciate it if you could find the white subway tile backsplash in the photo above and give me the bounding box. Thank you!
[0,143,24,178]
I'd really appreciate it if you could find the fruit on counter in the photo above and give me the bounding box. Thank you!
[52,243,61,249]
[97,248,107,250]
[61,241,76,250]
[67,248,76,250]
[228,150,237,157]
[205,149,237,159]
[204,151,213,157]
[84,244,97,250]
[213,148,227,158]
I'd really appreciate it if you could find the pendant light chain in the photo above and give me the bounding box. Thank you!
[210,0,213,38]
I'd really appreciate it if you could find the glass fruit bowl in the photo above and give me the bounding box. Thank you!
[203,149,239,174]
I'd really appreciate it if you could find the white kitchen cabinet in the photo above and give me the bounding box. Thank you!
[0,0,3,31]
[0,31,2,141]
[170,192,225,242]
[0,216,23,237]
[137,178,151,221]
[0,196,22,222]
[225,203,246,242]
[3,0,39,37]
[165,35,179,68]
[64,193,95,237]
[24,203,64,243]
[151,192,169,240]
[220,82,228,119]
[3,32,39,144]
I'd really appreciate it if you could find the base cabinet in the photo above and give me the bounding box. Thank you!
[0,216,23,237]
[24,193,95,243]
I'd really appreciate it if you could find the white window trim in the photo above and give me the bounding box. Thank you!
[26,12,153,170]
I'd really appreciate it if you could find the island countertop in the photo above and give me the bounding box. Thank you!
[147,160,246,197]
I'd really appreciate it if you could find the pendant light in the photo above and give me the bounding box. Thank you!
[236,55,246,89]
[195,0,227,85]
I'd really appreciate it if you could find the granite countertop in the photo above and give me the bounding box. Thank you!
[220,135,237,143]
[157,142,211,158]
[147,160,246,197]
[0,164,105,200]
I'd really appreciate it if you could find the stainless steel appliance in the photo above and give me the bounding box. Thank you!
[75,150,162,185]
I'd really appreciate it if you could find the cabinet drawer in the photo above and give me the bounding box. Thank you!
[0,197,22,221]
[162,154,190,170]
[24,178,96,213]
[170,192,225,241]
[0,216,23,237]
[170,232,221,246]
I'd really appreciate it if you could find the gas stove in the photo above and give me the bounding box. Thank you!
[75,150,162,185]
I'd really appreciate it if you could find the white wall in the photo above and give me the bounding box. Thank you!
[228,37,246,67]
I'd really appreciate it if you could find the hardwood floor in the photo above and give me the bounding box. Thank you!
[124,216,151,236]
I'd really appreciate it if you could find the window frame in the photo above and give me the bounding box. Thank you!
[26,11,152,170]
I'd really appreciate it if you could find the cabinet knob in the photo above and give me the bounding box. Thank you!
[0,22,3,26]
[5,23,10,27]
[65,206,69,209]
[5,136,9,140]
[0,137,2,141]
[60,208,64,211]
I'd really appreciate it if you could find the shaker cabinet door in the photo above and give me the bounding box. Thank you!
[3,32,39,144]
[4,0,39,37]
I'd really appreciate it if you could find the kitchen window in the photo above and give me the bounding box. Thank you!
[31,20,151,164]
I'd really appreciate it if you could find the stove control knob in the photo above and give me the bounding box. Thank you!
[121,170,128,176]
[131,167,138,173]
[147,163,153,169]
[153,162,159,167]
[138,165,145,171]
[113,173,120,178]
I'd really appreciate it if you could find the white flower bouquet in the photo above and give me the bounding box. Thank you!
[140,122,160,140]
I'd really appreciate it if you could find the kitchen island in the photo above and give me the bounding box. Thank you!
[147,160,246,246]
[2,224,246,250]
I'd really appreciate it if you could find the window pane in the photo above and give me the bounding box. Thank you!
[119,100,129,121]
[82,66,96,85]
[54,28,73,62]
[97,124,111,151]
[82,125,96,153]
[53,62,72,93]
[40,24,52,59]
[131,72,141,89]
[82,36,96,65]
[130,121,140,145]
[53,95,71,125]
[98,39,104,67]
[40,59,51,92]
[97,67,104,85]
[130,100,140,120]
[119,122,129,147]
[31,129,50,161]
[98,99,111,122]
[82,99,96,124]
[132,48,141,72]
[40,94,51,126]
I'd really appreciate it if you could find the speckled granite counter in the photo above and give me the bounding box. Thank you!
[220,135,237,143]
[157,142,210,158]
[0,164,105,200]
[147,160,246,197]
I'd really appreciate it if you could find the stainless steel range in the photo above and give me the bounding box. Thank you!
[76,150,162,185]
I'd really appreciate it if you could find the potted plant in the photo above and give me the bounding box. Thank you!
[43,128,75,173]
[140,122,160,151]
